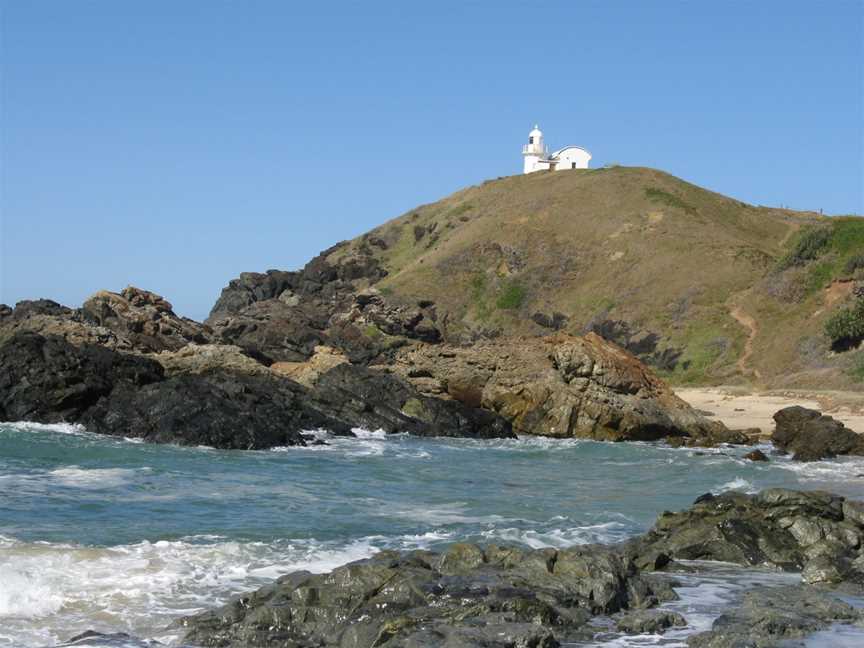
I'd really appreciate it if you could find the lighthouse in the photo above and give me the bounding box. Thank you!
[521,125,592,174]
[522,125,546,174]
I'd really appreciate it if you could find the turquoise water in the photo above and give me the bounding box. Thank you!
[2,421,864,647]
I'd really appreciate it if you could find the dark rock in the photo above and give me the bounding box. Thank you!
[772,406,864,461]
[308,364,515,439]
[629,489,864,584]
[531,312,568,331]
[56,630,165,646]
[81,368,346,449]
[0,332,163,423]
[615,609,686,634]
[0,332,348,449]
[686,584,862,647]
[583,318,684,371]
[178,543,671,647]
[743,449,769,462]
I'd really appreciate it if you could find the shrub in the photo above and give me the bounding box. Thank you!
[495,281,526,310]
[825,297,864,351]
[776,227,832,270]
[844,254,864,276]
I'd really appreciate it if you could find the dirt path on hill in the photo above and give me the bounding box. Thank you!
[729,302,762,381]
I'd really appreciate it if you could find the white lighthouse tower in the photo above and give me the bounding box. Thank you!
[522,124,546,174]
[521,124,592,173]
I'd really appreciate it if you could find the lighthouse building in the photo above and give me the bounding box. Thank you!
[522,125,591,174]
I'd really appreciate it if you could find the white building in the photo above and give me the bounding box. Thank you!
[522,125,592,174]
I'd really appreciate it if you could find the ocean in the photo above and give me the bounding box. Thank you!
[2,422,864,647]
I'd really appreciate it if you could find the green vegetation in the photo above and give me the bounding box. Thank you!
[849,354,864,382]
[470,273,492,321]
[776,226,832,270]
[495,280,526,310]
[644,187,697,215]
[363,324,383,339]
[825,297,864,351]
[775,219,864,292]
[844,254,864,276]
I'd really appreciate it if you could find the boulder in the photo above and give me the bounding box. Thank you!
[615,609,686,634]
[743,448,769,462]
[772,406,864,461]
[629,489,864,583]
[389,333,739,444]
[178,543,673,648]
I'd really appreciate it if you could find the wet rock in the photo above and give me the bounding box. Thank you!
[615,609,686,634]
[178,544,672,648]
[743,449,769,462]
[686,584,862,647]
[772,406,864,461]
[630,489,864,583]
[391,333,739,444]
[56,630,165,646]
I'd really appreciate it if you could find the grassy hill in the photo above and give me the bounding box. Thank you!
[322,166,864,389]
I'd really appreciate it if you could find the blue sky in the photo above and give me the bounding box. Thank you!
[2,1,862,320]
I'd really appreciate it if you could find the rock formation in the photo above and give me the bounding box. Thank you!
[178,542,675,647]
[388,333,741,443]
[772,406,864,461]
[178,488,864,647]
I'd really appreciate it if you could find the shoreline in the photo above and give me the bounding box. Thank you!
[675,386,864,437]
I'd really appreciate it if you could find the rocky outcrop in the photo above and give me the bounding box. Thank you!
[0,299,132,351]
[179,488,864,647]
[206,248,439,365]
[178,542,675,648]
[0,331,513,446]
[81,286,213,352]
[388,333,741,444]
[271,345,350,386]
[0,331,163,423]
[687,585,861,647]
[0,288,213,356]
[306,364,515,439]
[630,489,864,585]
[772,406,864,461]
[0,332,348,448]
[152,343,271,377]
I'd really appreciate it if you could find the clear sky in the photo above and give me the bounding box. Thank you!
[2,1,862,320]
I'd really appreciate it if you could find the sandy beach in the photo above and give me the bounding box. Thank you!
[676,387,864,437]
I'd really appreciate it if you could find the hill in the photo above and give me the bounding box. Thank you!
[300,166,863,389]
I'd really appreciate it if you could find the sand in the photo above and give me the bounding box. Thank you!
[676,387,864,437]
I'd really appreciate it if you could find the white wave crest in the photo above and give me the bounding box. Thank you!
[714,477,757,494]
